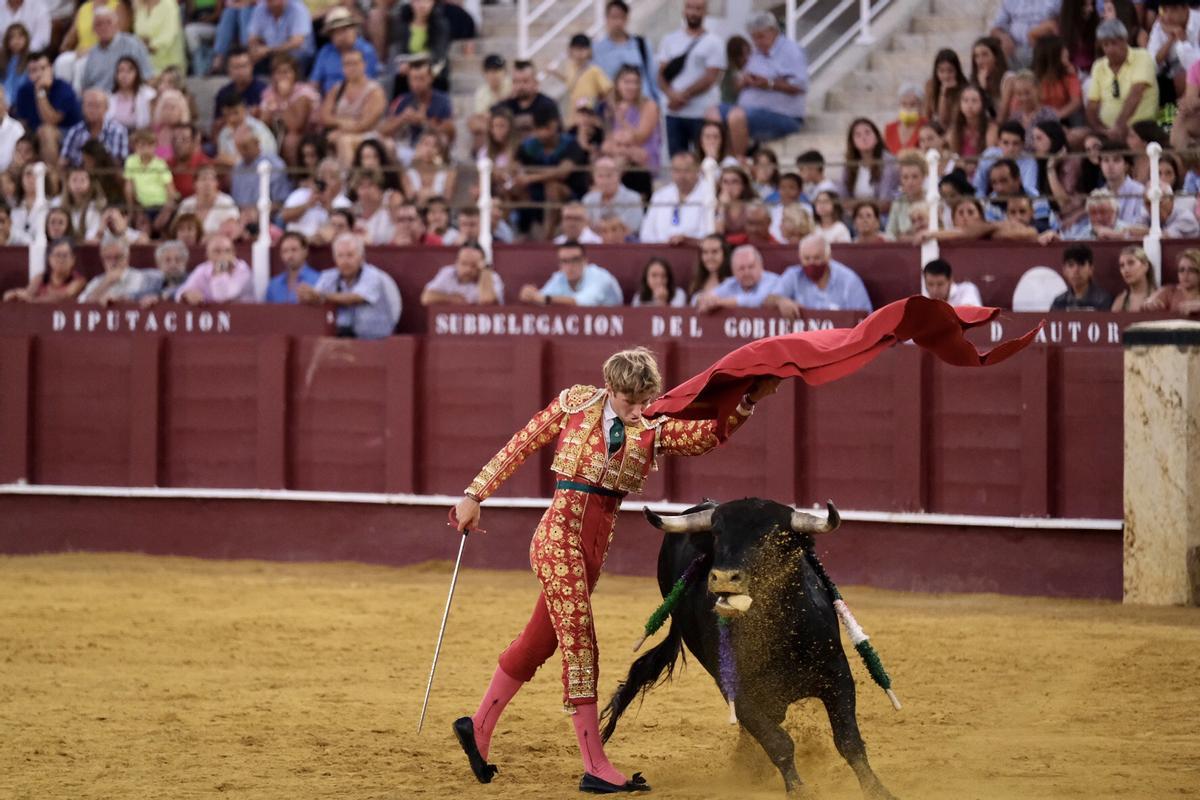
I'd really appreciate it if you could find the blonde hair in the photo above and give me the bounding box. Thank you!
[603,347,663,399]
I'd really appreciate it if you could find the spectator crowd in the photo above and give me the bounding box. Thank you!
[3,0,1200,331]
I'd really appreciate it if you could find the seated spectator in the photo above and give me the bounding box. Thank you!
[885,151,928,239]
[319,48,386,165]
[1031,35,1082,124]
[82,7,155,92]
[710,12,807,158]
[210,0,256,75]
[557,34,613,127]
[1086,20,1158,143]
[631,257,686,307]
[97,205,146,245]
[640,150,714,245]
[972,36,1015,112]
[229,123,291,208]
[79,236,161,303]
[1056,187,1129,240]
[1111,245,1157,311]
[1146,0,1199,101]
[852,199,891,242]
[989,0,1059,68]
[351,171,393,245]
[811,190,851,245]
[583,155,645,237]
[751,149,780,201]
[55,0,129,86]
[134,0,186,75]
[592,0,657,100]
[266,230,320,303]
[282,156,351,241]
[455,206,482,243]
[175,233,254,304]
[657,0,726,156]
[1033,119,1083,227]
[936,192,1035,242]
[489,58,559,137]
[182,0,221,75]
[1097,139,1147,226]
[841,118,899,209]
[9,162,42,241]
[555,201,602,244]
[1,23,32,105]
[1002,70,1058,139]
[259,53,319,166]
[216,96,278,166]
[948,86,997,183]
[731,201,777,246]
[59,88,128,169]
[0,201,28,245]
[212,47,266,141]
[170,212,201,246]
[420,242,504,306]
[687,233,731,299]
[597,211,631,244]
[1125,119,1167,185]
[43,207,75,242]
[402,131,457,205]
[974,120,1039,197]
[905,201,933,243]
[55,165,106,242]
[600,65,661,188]
[3,239,85,302]
[696,119,739,174]
[352,138,402,192]
[920,121,957,177]
[1124,185,1198,238]
[309,8,379,95]
[423,197,459,244]
[1145,248,1200,315]
[777,203,814,244]
[150,87,191,160]
[795,149,837,200]
[721,35,752,104]
[1053,246,1113,312]
[715,164,758,243]
[917,196,1003,242]
[177,164,239,238]
[694,243,778,311]
[923,258,982,306]
[513,106,590,237]
[299,233,399,338]
[982,158,1056,233]
[0,87,24,173]
[388,196,442,245]
[469,55,510,150]
[13,51,82,163]
[141,238,191,304]
[767,171,805,240]
[124,128,177,226]
[924,49,967,131]
[168,124,209,199]
[108,56,156,132]
[884,82,926,153]
[1171,34,1200,148]
[247,0,313,74]
[517,240,622,306]
[380,58,455,162]
[386,0,451,95]
[765,233,871,316]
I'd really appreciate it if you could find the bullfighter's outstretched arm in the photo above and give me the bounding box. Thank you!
[655,377,780,457]
[465,397,566,502]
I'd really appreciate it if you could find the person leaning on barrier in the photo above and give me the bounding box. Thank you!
[1145,248,1200,315]
[299,232,400,339]
[518,240,622,307]
[140,239,191,306]
[764,233,871,317]
[3,238,85,303]
[554,201,602,245]
[923,258,982,307]
[630,257,687,307]
[79,235,162,304]
[420,242,504,307]
[1050,244,1115,311]
[694,242,778,312]
[174,233,255,305]
[266,230,320,304]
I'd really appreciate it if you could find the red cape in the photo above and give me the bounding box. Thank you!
[644,296,1043,425]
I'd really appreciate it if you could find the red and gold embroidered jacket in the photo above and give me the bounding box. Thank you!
[466,384,751,500]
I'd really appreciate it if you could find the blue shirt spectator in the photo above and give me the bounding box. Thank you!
[230,151,291,207]
[738,20,808,120]
[266,264,320,302]
[387,88,454,147]
[708,272,781,307]
[771,235,873,312]
[537,262,624,306]
[695,244,780,310]
[974,148,1039,197]
[312,261,400,339]
[592,15,658,101]
[247,0,314,64]
[13,65,81,131]
[309,38,380,94]
[59,89,129,167]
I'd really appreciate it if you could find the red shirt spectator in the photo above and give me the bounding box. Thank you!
[168,123,210,199]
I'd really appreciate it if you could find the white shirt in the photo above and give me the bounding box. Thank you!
[1147,10,1200,74]
[0,115,24,172]
[553,228,603,245]
[283,188,352,239]
[639,180,715,243]
[602,397,620,445]
[359,206,395,245]
[178,193,240,235]
[656,28,726,119]
[946,280,983,307]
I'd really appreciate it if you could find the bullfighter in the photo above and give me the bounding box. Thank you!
[451,346,779,794]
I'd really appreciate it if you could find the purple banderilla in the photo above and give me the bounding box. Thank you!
[717,616,737,709]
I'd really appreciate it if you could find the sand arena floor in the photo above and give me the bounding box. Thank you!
[1,553,1198,800]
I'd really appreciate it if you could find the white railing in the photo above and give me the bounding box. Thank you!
[477,154,494,262]
[788,0,893,76]
[252,160,272,300]
[518,0,604,61]
[921,147,940,268]
[1144,142,1163,286]
[28,162,48,284]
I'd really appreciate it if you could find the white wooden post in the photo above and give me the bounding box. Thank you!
[518,0,529,58]
[252,160,272,300]
[920,147,940,269]
[477,154,494,263]
[786,0,797,42]
[855,0,875,45]
[1144,142,1163,287]
[28,161,47,284]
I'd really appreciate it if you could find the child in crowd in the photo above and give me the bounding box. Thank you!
[885,151,929,239]
[556,34,613,127]
[124,129,178,231]
[812,190,852,245]
[794,150,838,202]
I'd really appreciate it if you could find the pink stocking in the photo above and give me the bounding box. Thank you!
[571,702,626,785]
[471,665,523,760]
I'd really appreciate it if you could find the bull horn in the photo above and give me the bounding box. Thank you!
[791,501,840,534]
[642,506,714,534]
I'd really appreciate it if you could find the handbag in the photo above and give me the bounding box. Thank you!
[662,35,702,84]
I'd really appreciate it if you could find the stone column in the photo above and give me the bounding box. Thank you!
[1122,320,1200,605]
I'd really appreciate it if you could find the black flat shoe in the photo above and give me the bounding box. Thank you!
[452,716,498,784]
[579,771,651,793]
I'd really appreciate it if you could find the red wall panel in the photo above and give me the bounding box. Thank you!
[1053,349,1124,518]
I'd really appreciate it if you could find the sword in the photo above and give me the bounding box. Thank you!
[416,519,481,734]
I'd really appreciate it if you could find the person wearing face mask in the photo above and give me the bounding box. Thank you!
[884,82,927,153]
[765,233,872,318]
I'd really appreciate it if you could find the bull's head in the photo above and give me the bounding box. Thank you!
[643,499,839,618]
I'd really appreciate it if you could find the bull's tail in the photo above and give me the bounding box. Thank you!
[600,618,683,743]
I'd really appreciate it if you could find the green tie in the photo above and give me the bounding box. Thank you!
[607,420,625,455]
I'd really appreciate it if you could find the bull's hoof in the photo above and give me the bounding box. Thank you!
[452,716,498,784]
[579,771,651,793]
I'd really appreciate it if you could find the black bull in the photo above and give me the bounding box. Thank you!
[600,498,896,799]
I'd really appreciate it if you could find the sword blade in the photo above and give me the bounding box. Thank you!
[416,529,469,734]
